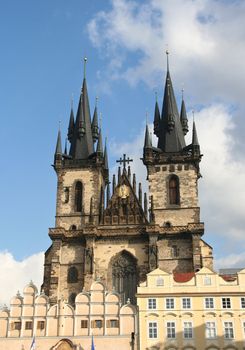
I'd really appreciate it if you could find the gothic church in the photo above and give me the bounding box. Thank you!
[42,56,213,308]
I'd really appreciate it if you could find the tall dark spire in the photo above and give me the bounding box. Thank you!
[67,98,75,142]
[64,138,68,155]
[92,97,99,142]
[180,90,189,135]
[157,52,186,153]
[192,120,199,146]
[68,58,94,160]
[96,128,103,155]
[55,129,62,155]
[54,128,62,167]
[81,58,94,154]
[144,124,152,149]
[153,93,161,137]
[104,138,109,170]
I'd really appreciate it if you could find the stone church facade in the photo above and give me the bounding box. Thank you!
[42,57,213,307]
[0,56,216,349]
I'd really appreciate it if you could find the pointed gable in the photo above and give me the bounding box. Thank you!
[103,170,148,225]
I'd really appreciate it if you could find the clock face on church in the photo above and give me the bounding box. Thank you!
[118,184,130,199]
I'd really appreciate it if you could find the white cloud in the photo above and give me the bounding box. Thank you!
[0,251,44,306]
[87,0,245,104]
[215,252,245,270]
[196,104,245,241]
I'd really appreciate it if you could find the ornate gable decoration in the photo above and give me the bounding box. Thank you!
[103,169,148,226]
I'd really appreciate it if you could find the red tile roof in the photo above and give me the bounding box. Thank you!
[220,274,237,282]
[173,272,195,283]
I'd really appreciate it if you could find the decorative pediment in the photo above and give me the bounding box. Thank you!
[102,169,148,225]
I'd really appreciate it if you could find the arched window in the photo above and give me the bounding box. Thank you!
[74,181,83,212]
[111,251,137,305]
[67,266,78,283]
[169,176,180,205]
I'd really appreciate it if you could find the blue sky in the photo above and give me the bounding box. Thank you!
[1,0,245,303]
[0,0,151,257]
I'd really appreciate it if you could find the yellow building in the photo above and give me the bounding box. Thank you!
[137,267,245,350]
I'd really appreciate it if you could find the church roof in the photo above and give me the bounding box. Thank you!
[157,68,186,153]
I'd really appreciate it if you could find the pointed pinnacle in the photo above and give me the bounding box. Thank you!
[144,124,151,149]
[192,120,199,146]
[104,138,109,170]
[96,128,103,154]
[68,105,75,141]
[55,129,62,155]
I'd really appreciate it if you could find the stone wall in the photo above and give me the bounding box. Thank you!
[56,167,105,229]
[148,163,200,226]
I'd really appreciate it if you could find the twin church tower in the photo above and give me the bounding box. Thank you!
[42,56,213,306]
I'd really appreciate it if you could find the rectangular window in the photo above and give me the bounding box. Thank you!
[206,322,216,339]
[183,321,193,339]
[156,276,164,286]
[241,298,245,309]
[107,319,119,328]
[166,298,174,309]
[182,298,191,309]
[37,321,45,330]
[91,320,103,328]
[205,297,214,309]
[11,322,21,330]
[204,276,211,285]
[148,322,157,339]
[15,322,21,330]
[224,321,234,339]
[167,321,176,339]
[81,320,88,328]
[148,298,157,310]
[222,297,231,309]
[25,321,33,330]
[243,321,245,336]
[172,245,179,257]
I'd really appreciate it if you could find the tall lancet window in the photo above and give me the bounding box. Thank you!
[111,251,137,305]
[169,175,180,205]
[75,181,83,212]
